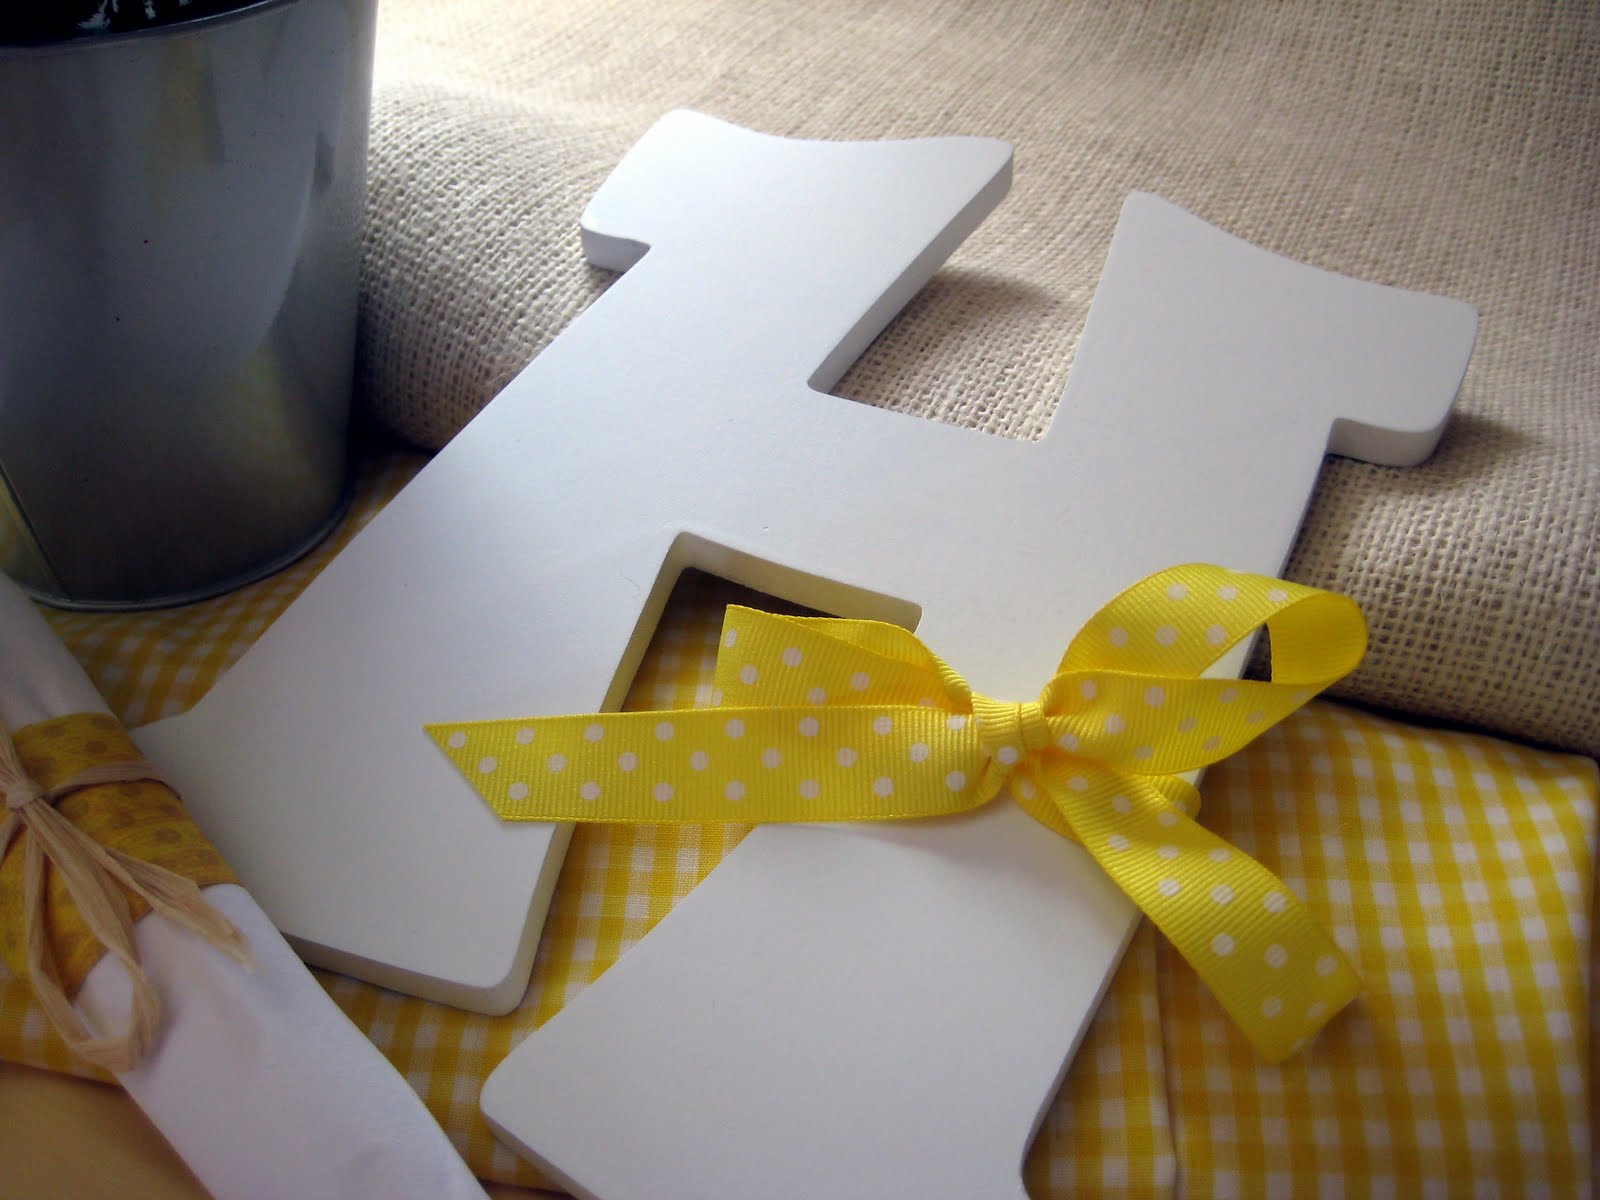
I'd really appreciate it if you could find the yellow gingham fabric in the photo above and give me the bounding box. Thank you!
[1,445,1594,1197]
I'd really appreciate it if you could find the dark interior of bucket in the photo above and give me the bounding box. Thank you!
[1,0,271,45]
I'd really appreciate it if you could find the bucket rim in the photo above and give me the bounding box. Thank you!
[0,0,309,57]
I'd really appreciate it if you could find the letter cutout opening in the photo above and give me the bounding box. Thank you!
[135,106,1474,1103]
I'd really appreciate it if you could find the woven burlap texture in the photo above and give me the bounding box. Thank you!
[358,0,1599,757]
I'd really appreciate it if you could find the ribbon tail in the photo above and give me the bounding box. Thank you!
[20,802,171,1071]
[1043,763,1361,1061]
[21,818,157,1073]
[100,846,253,971]
[429,706,996,826]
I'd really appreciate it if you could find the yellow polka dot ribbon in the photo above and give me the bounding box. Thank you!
[428,564,1366,1061]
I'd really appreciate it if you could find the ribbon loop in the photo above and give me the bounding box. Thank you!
[430,564,1368,1061]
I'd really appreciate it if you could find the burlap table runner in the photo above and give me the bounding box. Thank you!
[355,0,1599,757]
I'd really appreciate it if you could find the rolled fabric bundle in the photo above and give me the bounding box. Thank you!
[0,573,487,1200]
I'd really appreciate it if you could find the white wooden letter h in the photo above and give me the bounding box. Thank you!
[137,111,1476,1198]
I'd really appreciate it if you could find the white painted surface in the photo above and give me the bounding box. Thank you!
[475,114,1476,1196]
[0,573,486,1200]
[130,111,1011,1009]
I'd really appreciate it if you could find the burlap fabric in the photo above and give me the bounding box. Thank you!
[358,0,1599,757]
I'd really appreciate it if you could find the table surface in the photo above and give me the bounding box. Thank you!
[3,441,1594,1199]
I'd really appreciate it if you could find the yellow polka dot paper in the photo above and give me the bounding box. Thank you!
[0,447,1592,1197]
[431,564,1366,1062]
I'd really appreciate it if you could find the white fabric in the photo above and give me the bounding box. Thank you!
[0,575,486,1200]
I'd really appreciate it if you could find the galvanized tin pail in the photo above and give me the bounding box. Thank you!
[0,0,377,608]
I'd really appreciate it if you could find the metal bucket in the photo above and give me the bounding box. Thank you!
[0,0,377,608]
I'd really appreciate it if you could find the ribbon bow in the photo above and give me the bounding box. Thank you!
[429,564,1365,1061]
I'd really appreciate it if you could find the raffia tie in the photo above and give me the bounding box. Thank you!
[0,722,250,1073]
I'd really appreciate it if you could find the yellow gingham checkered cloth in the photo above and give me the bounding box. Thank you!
[1,447,1594,1196]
